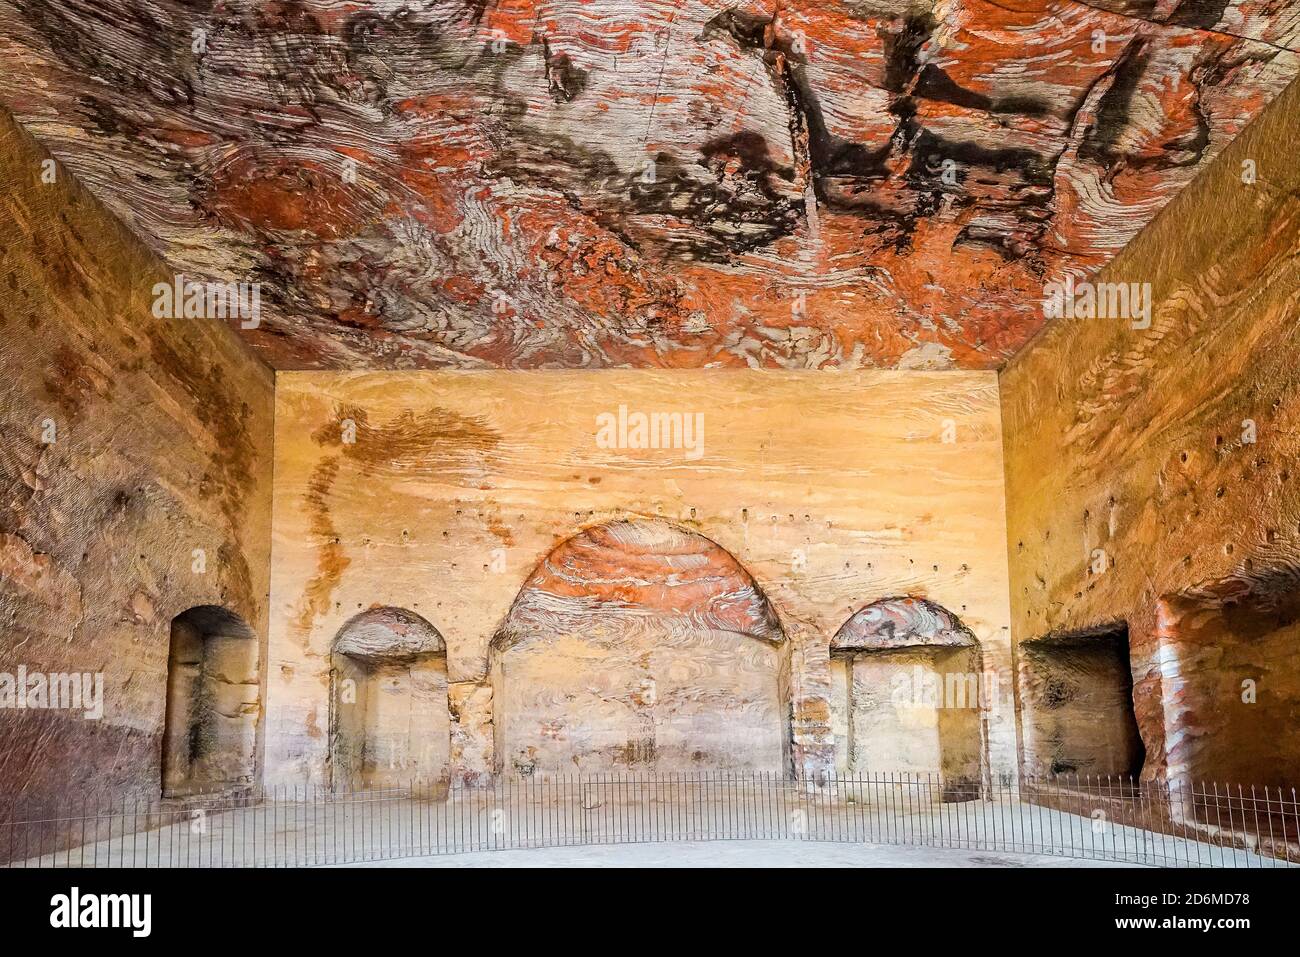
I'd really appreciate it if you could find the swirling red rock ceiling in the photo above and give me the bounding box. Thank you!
[2,0,1297,369]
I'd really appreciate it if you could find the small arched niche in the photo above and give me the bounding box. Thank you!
[490,519,789,776]
[329,607,449,790]
[830,597,983,795]
[162,606,260,797]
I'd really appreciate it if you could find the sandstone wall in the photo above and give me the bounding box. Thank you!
[491,519,791,776]
[3,0,1296,372]
[0,110,275,815]
[1000,78,1300,785]
[267,369,1013,784]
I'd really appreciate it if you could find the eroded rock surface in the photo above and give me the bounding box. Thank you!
[2,0,1295,369]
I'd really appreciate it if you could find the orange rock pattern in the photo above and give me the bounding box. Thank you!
[495,520,783,648]
[831,596,976,651]
[1,0,1296,368]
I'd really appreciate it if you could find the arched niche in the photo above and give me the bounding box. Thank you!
[490,519,789,776]
[829,597,983,795]
[329,607,449,790]
[162,605,260,797]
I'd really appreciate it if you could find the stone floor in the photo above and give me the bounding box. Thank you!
[340,839,1141,868]
[9,786,1289,868]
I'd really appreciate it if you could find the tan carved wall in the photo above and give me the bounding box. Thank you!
[0,110,274,817]
[265,369,1014,784]
[1000,79,1300,784]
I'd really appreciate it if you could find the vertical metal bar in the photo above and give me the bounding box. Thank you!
[876,773,886,846]
[1250,784,1266,867]
[1030,775,1042,856]
[1237,784,1250,868]
[1210,779,1221,868]
[1225,781,1240,866]
[1289,787,1299,866]
[1284,786,1297,867]
[937,773,946,849]
[1261,785,1275,868]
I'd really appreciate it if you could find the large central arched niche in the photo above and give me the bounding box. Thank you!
[329,607,449,790]
[490,520,790,776]
[830,597,984,796]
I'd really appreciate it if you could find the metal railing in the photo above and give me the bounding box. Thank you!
[3,773,1296,868]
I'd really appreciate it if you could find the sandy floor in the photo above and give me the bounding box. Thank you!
[336,839,1141,868]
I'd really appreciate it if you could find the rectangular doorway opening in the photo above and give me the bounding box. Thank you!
[1018,624,1145,780]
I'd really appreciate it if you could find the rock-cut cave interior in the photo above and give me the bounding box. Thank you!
[2,0,1300,871]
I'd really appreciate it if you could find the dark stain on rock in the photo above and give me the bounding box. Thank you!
[541,38,588,103]
[296,455,349,640]
[1167,0,1234,31]
[913,64,1052,117]
[294,404,500,637]
[1080,40,1209,174]
[630,138,802,259]
[880,15,934,95]
[43,345,93,418]
[15,0,198,108]
[613,737,657,766]
[312,404,502,473]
